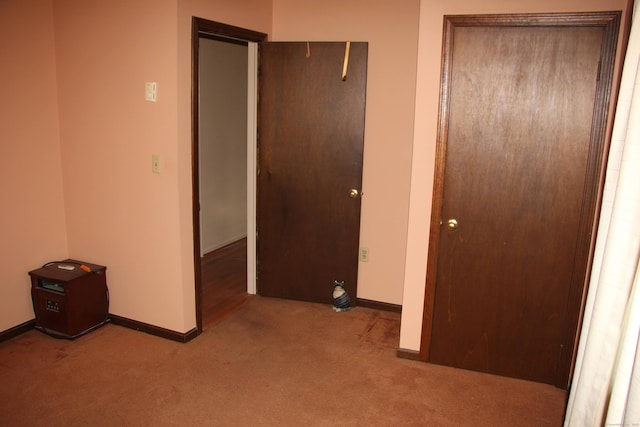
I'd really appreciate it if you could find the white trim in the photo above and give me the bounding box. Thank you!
[247,42,258,295]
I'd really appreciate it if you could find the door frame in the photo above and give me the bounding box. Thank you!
[191,18,267,333]
[419,12,621,388]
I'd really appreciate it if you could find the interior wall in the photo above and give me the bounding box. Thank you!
[2,0,624,344]
[51,0,271,334]
[199,39,248,255]
[53,0,187,332]
[0,0,68,331]
[0,0,271,335]
[400,0,630,352]
[271,0,421,305]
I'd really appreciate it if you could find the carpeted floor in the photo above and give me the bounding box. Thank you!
[0,296,566,426]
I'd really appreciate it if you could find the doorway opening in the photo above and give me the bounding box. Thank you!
[191,18,267,332]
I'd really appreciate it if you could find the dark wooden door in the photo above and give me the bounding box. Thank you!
[257,42,367,304]
[422,13,620,387]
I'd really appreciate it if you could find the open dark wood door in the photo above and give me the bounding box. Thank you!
[257,42,367,304]
[422,13,620,387]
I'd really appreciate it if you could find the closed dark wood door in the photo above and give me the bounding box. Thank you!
[423,14,620,387]
[257,42,367,304]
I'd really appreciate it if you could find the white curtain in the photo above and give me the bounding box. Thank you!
[565,5,640,426]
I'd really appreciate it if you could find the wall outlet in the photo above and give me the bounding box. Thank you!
[145,82,157,102]
[359,247,369,262]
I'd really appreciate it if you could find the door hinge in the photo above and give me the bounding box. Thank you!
[597,60,601,82]
[557,343,570,388]
[558,343,564,359]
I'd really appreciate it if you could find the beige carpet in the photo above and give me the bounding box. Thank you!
[0,296,566,426]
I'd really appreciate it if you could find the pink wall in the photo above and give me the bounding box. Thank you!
[0,0,68,331]
[53,0,187,331]
[400,0,631,351]
[2,0,628,347]
[51,0,271,333]
[272,0,421,305]
[0,0,271,334]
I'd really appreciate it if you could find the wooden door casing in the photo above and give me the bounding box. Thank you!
[191,18,268,333]
[421,13,621,388]
[257,42,367,305]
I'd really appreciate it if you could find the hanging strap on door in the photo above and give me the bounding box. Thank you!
[342,41,351,81]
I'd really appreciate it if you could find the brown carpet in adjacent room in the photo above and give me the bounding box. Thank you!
[0,297,566,426]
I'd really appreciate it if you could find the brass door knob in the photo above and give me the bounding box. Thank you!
[446,219,459,231]
[349,189,360,198]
